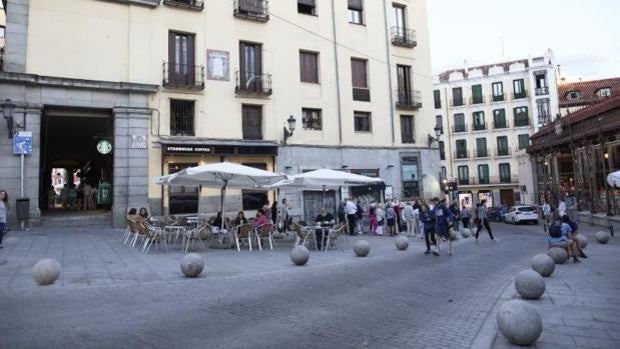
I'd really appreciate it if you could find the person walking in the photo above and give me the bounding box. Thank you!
[419,203,436,255]
[83,182,92,210]
[385,203,397,236]
[542,201,552,232]
[344,198,357,236]
[47,185,56,210]
[0,190,8,248]
[393,200,402,233]
[460,205,471,229]
[277,198,289,232]
[355,200,364,234]
[67,185,78,211]
[369,205,378,235]
[449,200,461,232]
[432,198,452,255]
[60,184,68,210]
[475,200,497,243]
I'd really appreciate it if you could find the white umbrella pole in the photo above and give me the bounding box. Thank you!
[220,180,228,230]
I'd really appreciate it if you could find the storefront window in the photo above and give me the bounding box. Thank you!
[401,156,420,199]
[168,162,199,214]
[242,163,269,211]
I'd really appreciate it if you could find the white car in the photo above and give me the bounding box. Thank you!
[505,206,539,225]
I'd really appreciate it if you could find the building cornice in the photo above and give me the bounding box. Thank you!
[0,72,159,94]
[96,0,160,8]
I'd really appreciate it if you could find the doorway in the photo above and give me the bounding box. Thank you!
[39,107,114,217]
[500,189,515,207]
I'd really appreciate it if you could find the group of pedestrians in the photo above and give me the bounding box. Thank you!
[50,181,98,211]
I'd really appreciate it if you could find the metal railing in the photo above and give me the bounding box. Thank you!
[472,123,487,131]
[450,98,466,107]
[491,94,505,102]
[170,101,195,136]
[537,114,551,124]
[469,96,485,105]
[163,0,204,10]
[458,178,471,185]
[390,27,417,47]
[234,0,269,21]
[353,87,371,102]
[513,90,528,99]
[458,176,518,185]
[495,147,511,157]
[535,87,549,96]
[475,148,489,158]
[493,120,508,129]
[452,124,468,133]
[453,150,470,160]
[513,115,530,127]
[235,71,273,95]
[163,63,205,89]
[492,175,519,184]
[395,89,422,109]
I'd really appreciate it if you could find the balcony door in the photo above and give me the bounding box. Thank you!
[169,32,195,85]
[397,65,412,103]
[458,166,469,185]
[478,164,489,184]
[240,42,263,91]
[393,5,406,34]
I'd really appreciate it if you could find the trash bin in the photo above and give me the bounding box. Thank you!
[16,197,30,221]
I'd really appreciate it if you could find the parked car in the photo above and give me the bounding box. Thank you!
[505,205,538,224]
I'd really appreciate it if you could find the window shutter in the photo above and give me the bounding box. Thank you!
[351,59,367,88]
[298,0,315,6]
[348,0,363,10]
[299,52,318,83]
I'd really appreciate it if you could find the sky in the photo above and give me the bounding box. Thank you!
[427,0,620,81]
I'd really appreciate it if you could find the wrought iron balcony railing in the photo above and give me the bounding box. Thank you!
[390,27,417,48]
[453,150,470,160]
[452,124,468,133]
[163,0,204,10]
[513,90,528,99]
[469,96,485,105]
[513,116,530,127]
[495,147,511,157]
[535,87,549,96]
[395,89,422,110]
[234,0,269,22]
[491,94,505,102]
[235,71,273,96]
[472,123,487,131]
[163,63,205,89]
[450,98,466,107]
[475,148,489,158]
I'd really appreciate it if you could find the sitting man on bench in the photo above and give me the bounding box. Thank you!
[563,214,587,259]
[548,213,581,263]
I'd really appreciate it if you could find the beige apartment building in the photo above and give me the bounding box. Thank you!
[0,0,439,227]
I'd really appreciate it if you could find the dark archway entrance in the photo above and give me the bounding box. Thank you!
[39,107,114,224]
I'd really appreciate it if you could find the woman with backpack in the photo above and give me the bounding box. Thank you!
[548,214,580,263]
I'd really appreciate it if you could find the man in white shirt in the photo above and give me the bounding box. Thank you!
[402,202,416,237]
[345,198,358,236]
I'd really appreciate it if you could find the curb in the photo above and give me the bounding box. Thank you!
[470,277,516,349]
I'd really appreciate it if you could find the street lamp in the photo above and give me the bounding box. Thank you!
[427,124,442,148]
[1,99,16,138]
[283,115,296,144]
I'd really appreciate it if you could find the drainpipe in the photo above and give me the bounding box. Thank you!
[381,0,396,144]
[330,0,343,145]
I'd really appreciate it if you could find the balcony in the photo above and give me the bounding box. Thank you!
[472,123,487,131]
[491,175,519,184]
[458,178,470,186]
[535,87,549,96]
[469,96,485,105]
[395,89,422,110]
[234,0,269,22]
[235,71,272,96]
[163,0,204,10]
[450,98,466,107]
[353,87,371,102]
[491,94,505,102]
[452,124,468,133]
[493,120,508,129]
[513,116,530,127]
[513,90,528,99]
[475,149,489,158]
[453,150,470,160]
[494,147,511,157]
[390,27,417,48]
[457,176,518,185]
[537,114,552,124]
[163,63,205,90]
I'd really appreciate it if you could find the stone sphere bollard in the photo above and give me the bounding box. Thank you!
[531,253,555,277]
[449,228,458,240]
[546,247,568,264]
[497,300,543,346]
[575,234,588,249]
[461,228,471,238]
[515,270,546,299]
[180,253,204,277]
[290,246,310,266]
[395,236,409,250]
[595,231,610,244]
[33,258,62,286]
[354,240,370,257]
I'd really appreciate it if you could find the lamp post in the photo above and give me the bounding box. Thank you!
[282,115,296,144]
[1,99,16,138]
[427,124,442,148]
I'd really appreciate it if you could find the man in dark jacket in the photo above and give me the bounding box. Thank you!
[432,198,452,255]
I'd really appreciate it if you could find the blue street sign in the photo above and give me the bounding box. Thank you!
[13,131,32,155]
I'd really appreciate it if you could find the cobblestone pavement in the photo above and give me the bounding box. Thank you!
[0,222,616,348]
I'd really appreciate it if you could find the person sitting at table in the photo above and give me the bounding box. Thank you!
[315,207,335,250]
[138,207,149,220]
[254,208,270,227]
[211,211,230,235]
[232,211,248,226]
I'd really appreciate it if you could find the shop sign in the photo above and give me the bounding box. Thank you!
[165,144,213,154]
[131,135,147,149]
[13,131,32,155]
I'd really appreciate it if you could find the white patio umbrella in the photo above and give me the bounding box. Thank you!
[607,170,620,187]
[154,162,286,228]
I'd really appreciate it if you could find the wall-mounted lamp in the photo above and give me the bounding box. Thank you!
[341,165,349,169]
[284,165,293,169]
[427,124,442,148]
[1,99,19,138]
[604,152,609,159]
[386,165,395,168]
[283,115,297,144]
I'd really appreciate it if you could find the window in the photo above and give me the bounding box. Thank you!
[393,4,406,30]
[239,41,263,92]
[513,79,526,98]
[497,136,509,156]
[452,87,463,106]
[298,0,316,15]
[0,26,5,38]
[242,105,263,140]
[354,111,371,132]
[170,99,195,136]
[167,31,195,86]
[439,141,445,160]
[441,167,447,181]
[471,84,483,104]
[396,64,412,103]
[493,109,506,129]
[242,163,269,210]
[458,166,469,185]
[518,134,530,150]
[168,162,199,214]
[499,163,511,183]
[597,87,611,97]
[351,58,370,101]
[473,111,485,131]
[453,113,465,132]
[436,115,443,134]
[302,108,322,130]
[476,138,488,157]
[492,82,504,101]
[568,91,581,100]
[400,115,414,144]
[299,51,319,83]
[456,139,467,159]
[434,90,441,109]
[534,71,548,95]
[348,0,363,24]
[401,156,420,199]
[537,99,550,123]
[513,107,529,127]
[478,164,489,184]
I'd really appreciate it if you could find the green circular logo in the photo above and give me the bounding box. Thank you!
[97,140,112,155]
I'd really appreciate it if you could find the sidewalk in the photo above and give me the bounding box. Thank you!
[476,224,620,349]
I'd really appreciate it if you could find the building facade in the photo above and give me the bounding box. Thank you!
[0,0,439,227]
[558,77,620,116]
[433,51,559,208]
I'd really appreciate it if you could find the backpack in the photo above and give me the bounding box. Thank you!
[549,222,562,238]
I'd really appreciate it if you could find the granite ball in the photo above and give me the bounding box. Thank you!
[33,258,62,286]
[531,253,555,277]
[497,300,543,346]
[595,230,610,244]
[395,236,409,250]
[515,270,546,299]
[290,246,310,266]
[547,247,568,264]
[180,253,204,277]
[354,240,370,257]
[575,234,588,249]
[461,228,471,238]
[449,228,458,240]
